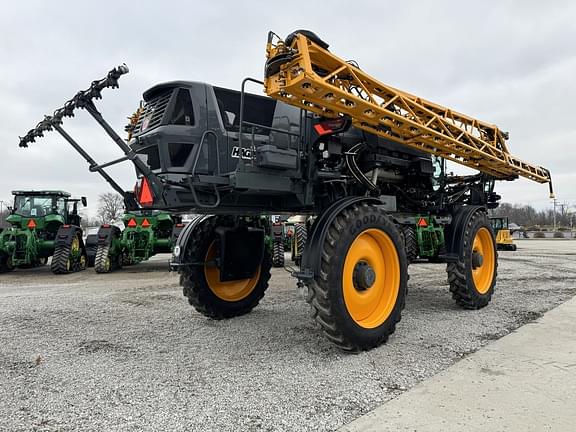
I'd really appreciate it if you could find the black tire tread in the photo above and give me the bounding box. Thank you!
[401,225,418,263]
[447,210,498,309]
[292,223,307,265]
[0,255,14,273]
[181,217,272,319]
[94,244,112,274]
[51,243,72,274]
[272,240,285,267]
[305,202,407,352]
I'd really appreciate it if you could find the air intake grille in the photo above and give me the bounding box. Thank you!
[133,91,172,134]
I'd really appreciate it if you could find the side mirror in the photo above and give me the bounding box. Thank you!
[81,197,87,207]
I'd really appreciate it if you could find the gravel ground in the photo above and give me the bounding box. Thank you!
[1,239,575,432]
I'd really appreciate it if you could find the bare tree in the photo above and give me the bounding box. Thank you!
[490,202,574,229]
[0,198,12,228]
[97,193,125,224]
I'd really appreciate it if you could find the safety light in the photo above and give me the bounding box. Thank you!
[27,219,37,229]
[127,218,137,228]
[141,218,151,228]
[417,218,428,227]
[314,118,348,136]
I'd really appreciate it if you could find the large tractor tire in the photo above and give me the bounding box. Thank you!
[400,225,418,264]
[272,240,285,267]
[51,230,87,274]
[94,245,122,273]
[290,223,307,265]
[180,217,271,319]
[305,203,408,351]
[94,245,112,273]
[0,254,14,273]
[447,210,497,309]
[122,253,135,266]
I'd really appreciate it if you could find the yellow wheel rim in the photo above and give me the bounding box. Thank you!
[342,229,401,329]
[66,259,72,271]
[80,255,87,269]
[71,236,80,253]
[471,227,495,294]
[104,257,111,272]
[204,242,260,302]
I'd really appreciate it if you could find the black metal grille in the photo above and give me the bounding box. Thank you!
[133,91,173,135]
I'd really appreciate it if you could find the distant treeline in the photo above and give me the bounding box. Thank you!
[490,203,573,229]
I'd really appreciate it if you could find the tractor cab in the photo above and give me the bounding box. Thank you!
[0,190,88,273]
[9,190,87,229]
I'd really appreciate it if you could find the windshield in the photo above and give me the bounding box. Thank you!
[14,195,66,217]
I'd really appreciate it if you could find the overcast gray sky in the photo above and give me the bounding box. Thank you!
[1,0,575,216]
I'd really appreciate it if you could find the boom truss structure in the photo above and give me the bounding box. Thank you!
[264,32,552,193]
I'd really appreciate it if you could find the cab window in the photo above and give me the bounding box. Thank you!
[169,89,195,126]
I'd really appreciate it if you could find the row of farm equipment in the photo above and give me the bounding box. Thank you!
[0,189,187,274]
[0,189,307,275]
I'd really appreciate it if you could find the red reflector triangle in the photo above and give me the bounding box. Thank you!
[314,123,332,135]
[127,218,137,228]
[417,218,428,227]
[27,219,37,229]
[141,218,151,228]
[139,177,154,206]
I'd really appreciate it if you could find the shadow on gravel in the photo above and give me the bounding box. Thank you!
[77,340,136,355]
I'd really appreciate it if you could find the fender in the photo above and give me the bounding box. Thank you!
[170,222,188,246]
[299,196,382,280]
[442,205,485,261]
[170,215,214,268]
[55,225,83,248]
[96,225,122,246]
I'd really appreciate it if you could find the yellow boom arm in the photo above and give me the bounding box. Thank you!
[264,32,553,195]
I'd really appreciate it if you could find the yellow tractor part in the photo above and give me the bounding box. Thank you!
[264,32,553,194]
[496,229,515,249]
[342,228,401,329]
[471,227,497,293]
[491,217,517,251]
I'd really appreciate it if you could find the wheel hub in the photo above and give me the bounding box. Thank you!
[472,251,484,269]
[353,261,376,291]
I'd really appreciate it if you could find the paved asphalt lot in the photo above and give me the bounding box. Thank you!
[1,240,575,431]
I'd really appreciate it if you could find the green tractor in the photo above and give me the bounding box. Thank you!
[89,210,185,273]
[0,190,88,274]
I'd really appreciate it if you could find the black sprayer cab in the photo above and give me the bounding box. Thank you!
[128,81,440,214]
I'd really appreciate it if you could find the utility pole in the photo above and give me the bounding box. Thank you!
[567,206,576,239]
[552,197,558,232]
